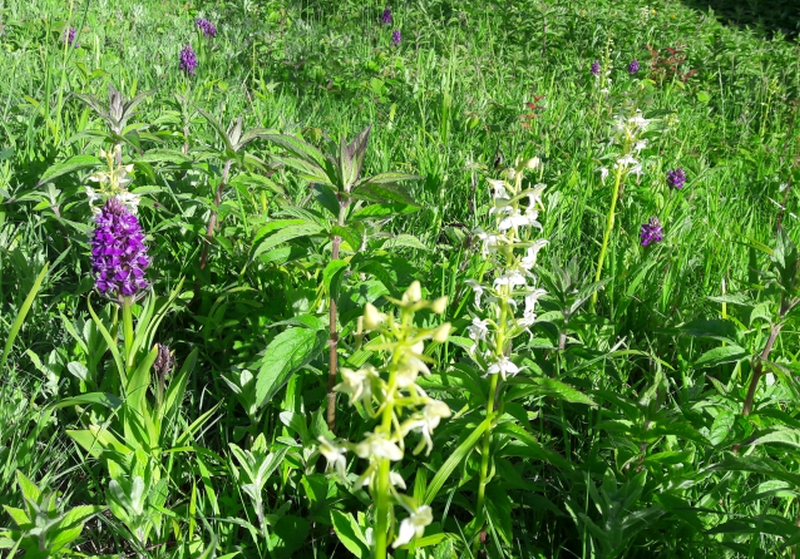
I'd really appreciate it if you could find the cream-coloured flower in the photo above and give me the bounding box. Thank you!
[402,281,422,305]
[487,356,520,380]
[334,366,378,406]
[465,279,486,310]
[318,436,347,479]
[355,432,404,461]
[363,302,384,330]
[392,505,433,548]
[406,399,452,455]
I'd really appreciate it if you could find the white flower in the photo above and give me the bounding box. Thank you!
[477,231,502,256]
[598,167,609,184]
[487,179,508,200]
[487,356,520,380]
[498,211,534,232]
[397,341,430,387]
[465,280,486,310]
[402,281,422,305]
[355,432,404,461]
[392,505,433,548]
[363,303,384,330]
[318,437,347,479]
[334,366,378,406]
[467,317,489,343]
[493,270,526,291]
[518,288,547,327]
[614,154,642,177]
[520,239,548,270]
[411,400,451,455]
[633,139,648,153]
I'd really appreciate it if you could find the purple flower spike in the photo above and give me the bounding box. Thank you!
[667,167,686,189]
[640,217,663,247]
[381,7,393,25]
[392,29,401,46]
[63,26,79,48]
[91,198,150,298]
[628,58,639,75]
[196,18,216,38]
[179,43,197,75]
[591,60,600,76]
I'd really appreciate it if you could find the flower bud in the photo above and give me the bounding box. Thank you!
[431,322,451,343]
[402,281,422,305]
[363,302,384,330]
[430,296,448,314]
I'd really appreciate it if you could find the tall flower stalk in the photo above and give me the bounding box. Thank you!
[591,109,650,311]
[319,282,451,558]
[465,157,549,550]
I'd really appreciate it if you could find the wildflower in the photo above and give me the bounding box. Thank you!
[467,317,489,343]
[393,505,433,548]
[91,197,150,297]
[628,59,639,75]
[63,26,79,48]
[318,437,348,479]
[196,18,216,38]
[381,7,393,25]
[355,432,404,461]
[487,356,520,380]
[591,60,600,76]
[667,167,686,189]
[465,279,486,309]
[335,366,378,406]
[640,217,663,246]
[179,43,197,75]
[405,399,451,455]
[153,343,175,378]
[392,29,401,46]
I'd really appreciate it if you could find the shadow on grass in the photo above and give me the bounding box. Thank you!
[681,0,800,40]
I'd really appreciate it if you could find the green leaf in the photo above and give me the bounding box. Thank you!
[680,319,740,344]
[530,377,597,405]
[37,155,101,187]
[329,224,361,251]
[380,234,428,251]
[255,328,323,408]
[694,345,748,367]
[1,264,48,377]
[312,183,340,217]
[351,181,418,206]
[134,148,192,165]
[708,410,735,446]
[342,125,372,189]
[751,428,800,449]
[330,510,370,558]
[322,260,349,302]
[425,417,492,505]
[271,154,332,185]
[251,221,325,261]
[197,108,235,152]
[53,392,123,411]
[261,133,327,168]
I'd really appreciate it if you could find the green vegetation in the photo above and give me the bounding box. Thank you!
[2,0,800,557]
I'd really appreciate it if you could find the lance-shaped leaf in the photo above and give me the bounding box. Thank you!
[341,124,372,191]
[261,133,328,169]
[196,107,235,153]
[235,127,278,151]
[37,155,102,187]
[271,154,332,186]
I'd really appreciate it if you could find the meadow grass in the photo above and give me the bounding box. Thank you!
[1,0,800,557]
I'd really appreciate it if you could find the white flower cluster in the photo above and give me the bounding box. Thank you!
[318,282,452,549]
[466,158,550,379]
[85,145,141,214]
[598,110,652,182]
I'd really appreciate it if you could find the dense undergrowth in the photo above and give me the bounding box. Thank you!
[2,0,800,557]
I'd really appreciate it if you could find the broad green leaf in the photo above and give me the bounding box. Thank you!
[252,221,325,260]
[197,108,235,152]
[352,203,419,218]
[322,260,349,301]
[531,377,597,405]
[694,345,748,367]
[134,148,192,165]
[271,154,332,185]
[330,510,370,558]
[342,125,372,189]
[708,410,735,446]
[352,180,418,206]
[380,234,427,251]
[15,471,41,505]
[53,392,123,411]
[37,155,101,187]
[261,133,327,168]
[751,428,800,449]
[680,319,740,344]
[2,505,30,527]
[255,328,323,408]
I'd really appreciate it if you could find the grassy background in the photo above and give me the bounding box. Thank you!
[2,0,800,557]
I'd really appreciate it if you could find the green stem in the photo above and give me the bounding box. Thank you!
[590,164,626,312]
[122,296,134,373]
[374,373,396,559]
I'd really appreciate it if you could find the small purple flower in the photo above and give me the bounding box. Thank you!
[628,59,639,75]
[91,198,150,297]
[640,217,663,247]
[381,7,393,25]
[179,43,197,75]
[591,60,600,76]
[391,29,401,46]
[667,167,686,189]
[63,26,79,48]
[196,18,216,38]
